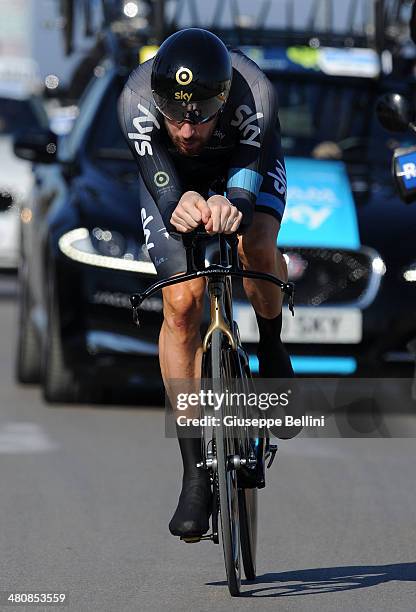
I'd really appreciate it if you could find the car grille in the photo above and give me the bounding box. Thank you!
[233,247,381,307]
[286,247,381,306]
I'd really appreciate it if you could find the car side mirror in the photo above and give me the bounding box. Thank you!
[13,128,58,163]
[376,93,414,133]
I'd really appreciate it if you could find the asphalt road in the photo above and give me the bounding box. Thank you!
[0,277,415,612]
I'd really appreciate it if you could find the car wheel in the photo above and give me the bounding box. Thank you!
[15,259,41,384]
[42,268,80,403]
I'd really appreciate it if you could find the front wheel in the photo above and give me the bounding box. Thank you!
[211,329,241,596]
[42,268,80,403]
[239,487,257,580]
[15,258,41,384]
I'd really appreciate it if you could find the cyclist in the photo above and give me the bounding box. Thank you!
[118,28,294,538]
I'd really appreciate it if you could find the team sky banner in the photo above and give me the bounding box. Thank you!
[279,158,360,249]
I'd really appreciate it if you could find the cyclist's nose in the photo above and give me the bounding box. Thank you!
[180,122,195,139]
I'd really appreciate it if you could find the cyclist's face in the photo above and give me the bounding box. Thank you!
[164,115,218,156]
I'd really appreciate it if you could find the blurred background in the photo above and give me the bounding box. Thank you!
[0,3,416,610]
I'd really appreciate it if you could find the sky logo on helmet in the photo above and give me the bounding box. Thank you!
[175,91,193,102]
[175,67,193,86]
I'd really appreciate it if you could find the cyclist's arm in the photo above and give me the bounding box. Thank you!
[226,75,286,230]
[118,85,183,231]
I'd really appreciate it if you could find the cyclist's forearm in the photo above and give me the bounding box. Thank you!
[227,195,254,232]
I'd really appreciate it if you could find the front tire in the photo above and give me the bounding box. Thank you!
[15,259,41,384]
[212,329,241,596]
[239,487,257,580]
[42,269,80,403]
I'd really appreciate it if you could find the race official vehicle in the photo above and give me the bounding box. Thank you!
[14,0,416,403]
[232,43,416,377]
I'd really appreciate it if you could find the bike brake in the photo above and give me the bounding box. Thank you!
[130,294,142,327]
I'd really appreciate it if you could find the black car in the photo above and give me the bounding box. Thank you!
[15,60,165,402]
[14,48,416,403]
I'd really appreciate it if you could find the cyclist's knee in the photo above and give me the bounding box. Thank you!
[162,279,205,339]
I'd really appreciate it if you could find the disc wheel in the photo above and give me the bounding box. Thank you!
[211,329,241,596]
[239,487,257,580]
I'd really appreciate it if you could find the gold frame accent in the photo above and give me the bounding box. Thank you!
[203,293,236,352]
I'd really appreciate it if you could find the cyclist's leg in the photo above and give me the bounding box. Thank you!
[238,133,294,380]
[238,212,294,379]
[139,179,211,536]
[238,212,303,439]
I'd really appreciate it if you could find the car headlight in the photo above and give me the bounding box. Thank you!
[58,227,156,274]
[372,256,386,276]
[403,263,416,282]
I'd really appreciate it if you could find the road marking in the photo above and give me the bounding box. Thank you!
[0,422,58,453]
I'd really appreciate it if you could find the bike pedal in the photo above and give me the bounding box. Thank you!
[266,444,278,468]
[181,536,201,543]
[180,533,213,543]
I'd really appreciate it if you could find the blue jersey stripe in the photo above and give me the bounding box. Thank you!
[227,168,263,195]
[256,191,285,215]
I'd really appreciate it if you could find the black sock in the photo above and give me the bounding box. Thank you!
[176,424,206,481]
[255,312,294,379]
[255,312,301,439]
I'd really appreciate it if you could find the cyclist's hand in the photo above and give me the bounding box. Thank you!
[205,195,242,235]
[170,191,211,233]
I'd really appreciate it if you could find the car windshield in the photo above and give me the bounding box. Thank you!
[273,76,381,161]
[0,98,41,135]
[83,76,137,181]
[87,78,133,161]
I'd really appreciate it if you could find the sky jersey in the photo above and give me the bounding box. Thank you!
[118,49,287,233]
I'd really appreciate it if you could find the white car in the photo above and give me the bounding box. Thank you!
[0,95,48,269]
[0,57,46,269]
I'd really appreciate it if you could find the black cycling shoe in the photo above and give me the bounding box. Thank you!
[169,473,212,537]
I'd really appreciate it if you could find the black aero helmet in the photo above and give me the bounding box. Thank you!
[151,28,232,124]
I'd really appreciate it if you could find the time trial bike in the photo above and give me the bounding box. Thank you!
[131,229,295,596]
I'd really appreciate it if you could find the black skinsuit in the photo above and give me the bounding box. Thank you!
[118,49,287,278]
